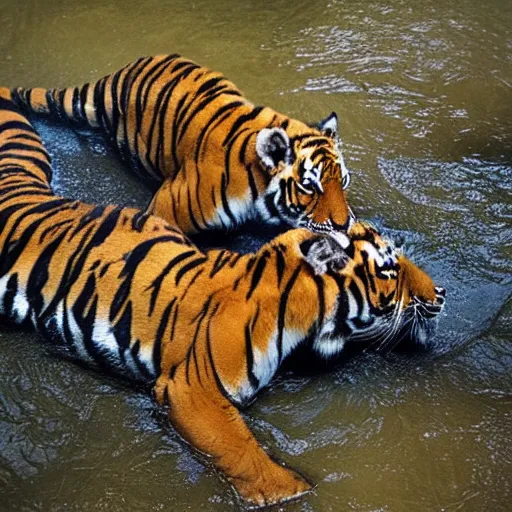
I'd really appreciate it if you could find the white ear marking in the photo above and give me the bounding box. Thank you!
[318,112,339,137]
[256,128,291,169]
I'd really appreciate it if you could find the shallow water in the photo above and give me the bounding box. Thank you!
[1,0,511,510]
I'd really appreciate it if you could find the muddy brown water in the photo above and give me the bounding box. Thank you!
[1,0,511,510]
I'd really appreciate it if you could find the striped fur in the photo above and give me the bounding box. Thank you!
[12,54,354,235]
[0,89,444,506]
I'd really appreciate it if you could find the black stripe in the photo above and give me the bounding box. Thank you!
[205,302,232,400]
[131,211,150,232]
[246,250,270,300]
[79,83,89,123]
[222,106,263,148]
[0,119,38,136]
[313,274,325,327]
[71,87,81,121]
[26,227,70,314]
[69,205,106,239]
[57,89,67,120]
[210,251,234,277]
[111,236,188,322]
[94,77,111,136]
[210,250,226,276]
[273,245,286,287]
[264,191,280,219]
[170,302,179,341]
[39,218,73,243]
[73,276,104,366]
[2,273,18,318]
[220,173,236,225]
[146,249,197,315]
[0,96,24,113]
[276,265,302,364]
[176,81,232,145]
[9,88,24,109]
[153,298,176,376]
[301,137,329,149]
[137,55,176,124]
[194,100,245,161]
[326,272,352,338]
[175,256,207,285]
[159,64,201,171]
[239,132,259,201]
[45,89,59,120]
[110,69,122,142]
[349,280,365,318]
[4,132,41,144]
[244,306,260,390]
[145,62,200,179]
[0,142,48,160]
[120,234,189,279]
[141,55,180,113]
[186,268,204,290]
[187,186,203,232]
[229,253,243,268]
[185,297,212,386]
[113,300,133,363]
[59,296,77,354]
[130,340,154,381]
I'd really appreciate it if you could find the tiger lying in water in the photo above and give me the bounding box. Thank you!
[12,54,354,236]
[0,89,445,506]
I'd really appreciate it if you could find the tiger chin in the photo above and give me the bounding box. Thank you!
[11,54,354,236]
[0,89,446,508]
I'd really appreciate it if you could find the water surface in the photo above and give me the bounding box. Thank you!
[0,0,511,510]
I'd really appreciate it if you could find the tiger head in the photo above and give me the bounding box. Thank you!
[298,221,446,356]
[256,112,354,233]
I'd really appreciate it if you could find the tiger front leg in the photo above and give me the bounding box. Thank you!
[154,369,312,507]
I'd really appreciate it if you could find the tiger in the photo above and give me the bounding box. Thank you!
[11,54,354,236]
[0,88,445,507]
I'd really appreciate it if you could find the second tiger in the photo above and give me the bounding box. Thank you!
[12,54,353,235]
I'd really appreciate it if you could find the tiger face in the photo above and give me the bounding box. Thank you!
[302,221,446,357]
[255,112,354,233]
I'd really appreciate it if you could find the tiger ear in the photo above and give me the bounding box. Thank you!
[299,235,349,275]
[317,112,338,139]
[256,127,292,170]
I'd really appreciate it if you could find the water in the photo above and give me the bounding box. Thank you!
[1,0,511,510]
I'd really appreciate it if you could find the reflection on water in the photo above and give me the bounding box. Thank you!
[0,0,511,510]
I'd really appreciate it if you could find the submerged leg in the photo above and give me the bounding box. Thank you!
[154,367,312,507]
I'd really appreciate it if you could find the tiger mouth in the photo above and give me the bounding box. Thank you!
[350,289,446,352]
[392,290,446,348]
[302,212,355,234]
[303,219,335,234]
[413,287,446,319]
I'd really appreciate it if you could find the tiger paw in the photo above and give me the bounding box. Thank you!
[231,463,312,508]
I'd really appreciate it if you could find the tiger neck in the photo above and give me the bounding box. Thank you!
[203,245,331,405]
